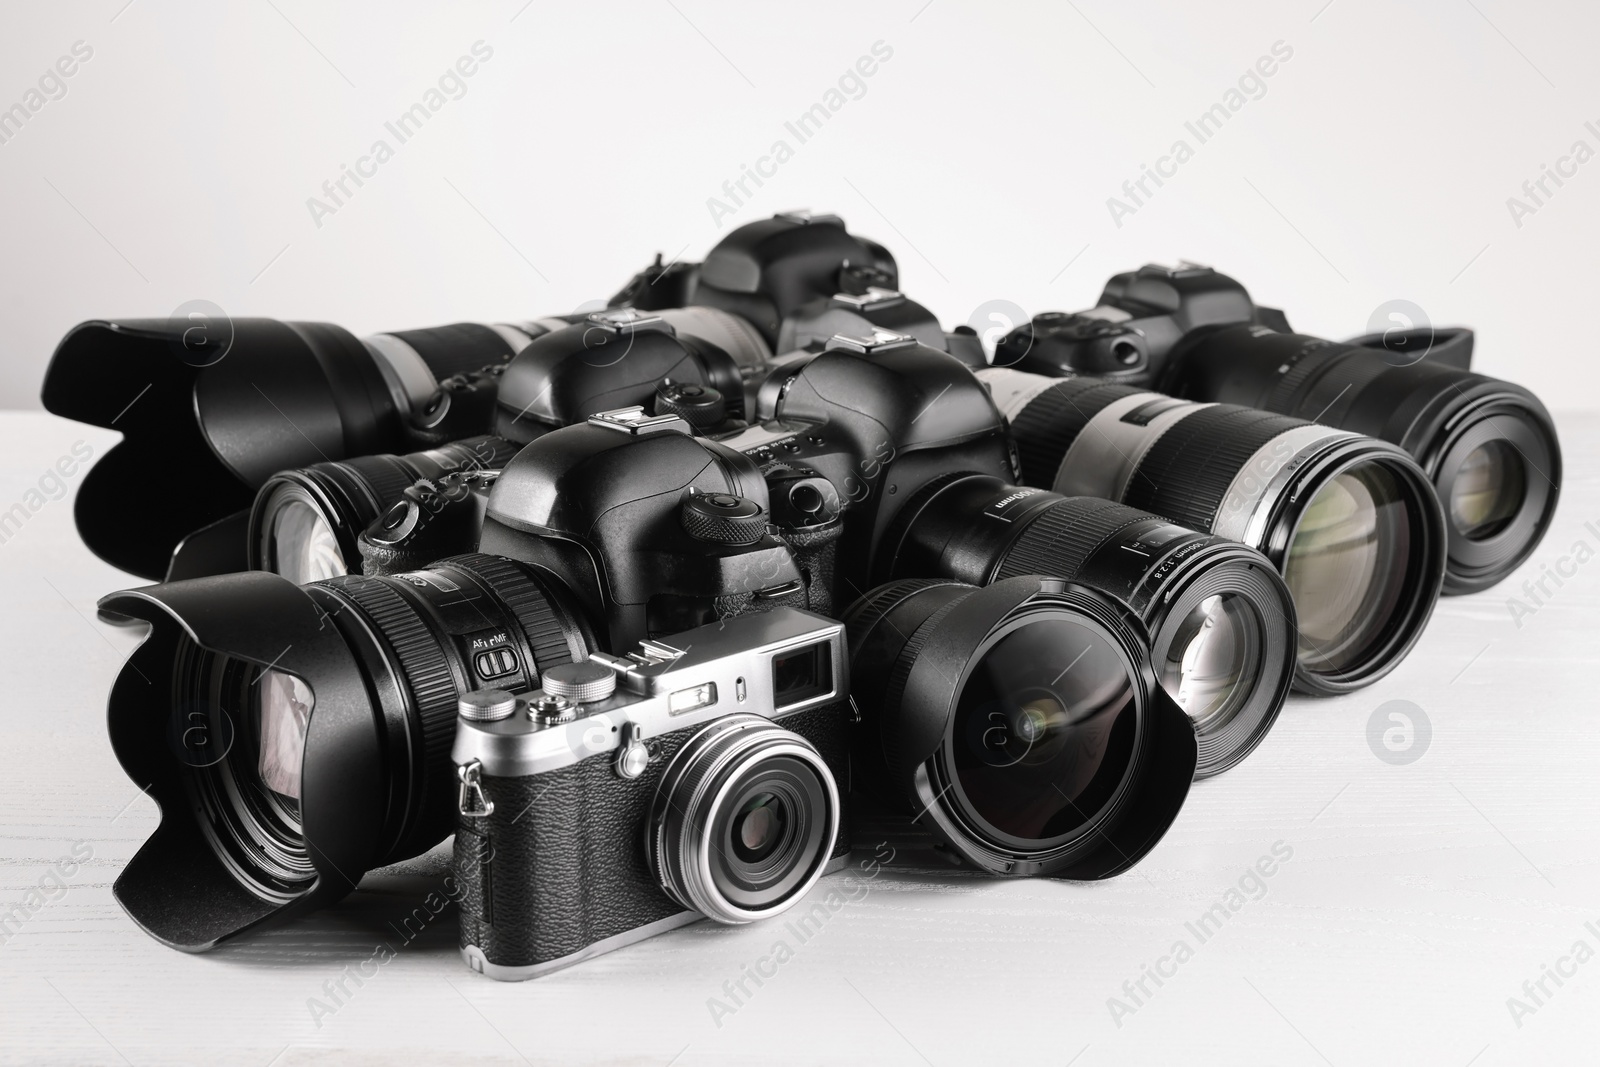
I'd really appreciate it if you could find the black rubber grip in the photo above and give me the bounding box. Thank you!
[1010,378,1141,490]
[993,497,1152,583]
[387,323,517,382]
[1122,404,1312,532]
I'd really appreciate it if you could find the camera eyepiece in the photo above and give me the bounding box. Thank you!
[876,474,1295,777]
[844,575,1196,878]
[982,368,1446,693]
[98,553,590,950]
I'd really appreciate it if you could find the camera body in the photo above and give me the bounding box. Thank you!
[668,210,900,350]
[474,330,1013,650]
[476,407,812,650]
[452,607,852,980]
[494,308,753,444]
[775,287,944,355]
[993,263,1281,384]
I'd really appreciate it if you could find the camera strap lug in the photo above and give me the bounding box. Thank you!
[458,760,494,817]
[615,722,650,780]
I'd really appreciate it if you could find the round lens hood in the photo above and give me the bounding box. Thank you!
[844,575,1196,879]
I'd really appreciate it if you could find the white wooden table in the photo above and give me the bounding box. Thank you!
[1,410,1594,1066]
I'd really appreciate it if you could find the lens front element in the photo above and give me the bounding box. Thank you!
[1159,593,1261,732]
[266,498,347,585]
[256,670,314,801]
[1450,440,1526,541]
[1285,464,1414,676]
[952,617,1137,845]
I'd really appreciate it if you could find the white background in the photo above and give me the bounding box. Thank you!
[1,0,1598,410]
[3,2,1600,1065]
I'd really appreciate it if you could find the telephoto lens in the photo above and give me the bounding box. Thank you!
[877,475,1296,778]
[96,552,590,950]
[249,435,523,583]
[844,574,1197,878]
[43,314,563,580]
[981,368,1446,694]
[1158,323,1562,594]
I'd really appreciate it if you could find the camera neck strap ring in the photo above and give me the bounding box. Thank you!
[458,760,494,818]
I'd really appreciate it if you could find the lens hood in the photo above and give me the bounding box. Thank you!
[98,571,389,951]
[846,575,1197,880]
[44,318,408,579]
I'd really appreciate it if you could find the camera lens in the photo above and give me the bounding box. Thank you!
[100,552,590,948]
[844,575,1196,878]
[877,475,1294,777]
[982,369,1444,694]
[1159,324,1561,594]
[732,792,787,863]
[45,317,542,580]
[250,436,520,581]
[1449,440,1525,539]
[650,715,839,923]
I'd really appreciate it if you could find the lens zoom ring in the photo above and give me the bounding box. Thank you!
[446,553,577,679]
[1274,348,1391,428]
[992,497,1152,582]
[1122,404,1311,532]
[1011,379,1141,489]
[1262,340,1344,415]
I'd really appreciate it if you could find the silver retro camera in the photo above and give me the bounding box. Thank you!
[451,606,852,980]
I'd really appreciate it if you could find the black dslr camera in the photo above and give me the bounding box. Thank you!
[452,607,851,980]
[43,312,561,580]
[610,210,972,366]
[997,262,1561,594]
[469,329,1013,649]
